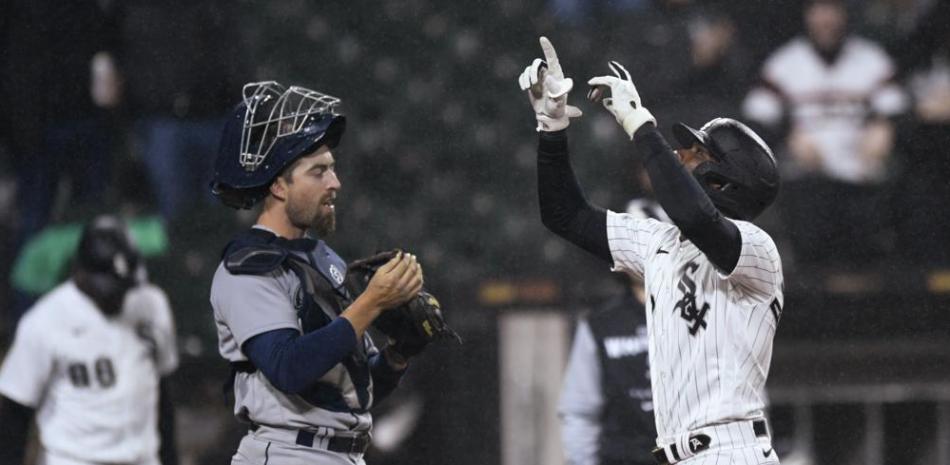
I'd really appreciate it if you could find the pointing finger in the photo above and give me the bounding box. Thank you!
[609,60,632,81]
[539,36,562,76]
[607,61,623,80]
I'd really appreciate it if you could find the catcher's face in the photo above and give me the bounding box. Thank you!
[282,145,341,237]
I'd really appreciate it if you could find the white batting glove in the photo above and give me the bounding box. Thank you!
[587,61,656,139]
[518,36,582,132]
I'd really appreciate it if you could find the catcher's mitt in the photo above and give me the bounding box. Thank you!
[346,250,461,358]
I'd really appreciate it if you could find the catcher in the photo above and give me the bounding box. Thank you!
[209,81,455,465]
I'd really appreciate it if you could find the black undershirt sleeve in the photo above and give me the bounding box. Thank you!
[633,125,741,273]
[158,377,179,465]
[0,395,34,465]
[537,130,612,264]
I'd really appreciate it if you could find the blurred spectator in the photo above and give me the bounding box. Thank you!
[722,0,801,64]
[743,0,907,267]
[1,0,123,248]
[858,0,936,53]
[894,0,950,265]
[654,6,753,126]
[610,0,696,98]
[117,0,246,221]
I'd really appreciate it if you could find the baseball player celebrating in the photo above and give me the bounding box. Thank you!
[520,37,783,464]
[209,82,424,465]
[0,215,179,465]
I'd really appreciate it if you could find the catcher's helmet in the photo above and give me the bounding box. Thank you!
[673,118,779,221]
[75,215,142,298]
[211,81,346,209]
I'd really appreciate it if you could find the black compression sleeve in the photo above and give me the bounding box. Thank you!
[158,378,179,465]
[0,395,33,465]
[537,130,612,263]
[633,125,741,273]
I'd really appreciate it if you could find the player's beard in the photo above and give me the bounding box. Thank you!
[287,195,336,238]
[311,207,336,237]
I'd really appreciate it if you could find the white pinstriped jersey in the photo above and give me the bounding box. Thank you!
[605,211,784,444]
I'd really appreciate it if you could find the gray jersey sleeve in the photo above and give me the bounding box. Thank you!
[558,320,604,465]
[211,264,300,361]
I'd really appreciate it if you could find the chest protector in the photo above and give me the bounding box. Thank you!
[221,228,375,412]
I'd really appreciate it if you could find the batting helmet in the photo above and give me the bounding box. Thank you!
[211,81,346,209]
[672,118,779,221]
[75,215,142,299]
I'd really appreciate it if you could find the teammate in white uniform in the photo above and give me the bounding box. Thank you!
[0,216,179,465]
[520,38,784,464]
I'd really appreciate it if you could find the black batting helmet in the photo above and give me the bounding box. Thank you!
[75,215,142,298]
[673,118,779,221]
[211,81,346,209]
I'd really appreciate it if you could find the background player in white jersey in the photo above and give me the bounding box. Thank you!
[0,215,179,465]
[209,82,424,465]
[519,37,784,464]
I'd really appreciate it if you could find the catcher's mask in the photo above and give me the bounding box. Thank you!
[211,81,346,209]
[672,117,779,221]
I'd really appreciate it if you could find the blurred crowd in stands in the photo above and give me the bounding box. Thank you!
[0,0,948,336]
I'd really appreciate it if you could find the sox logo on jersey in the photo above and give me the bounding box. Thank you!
[673,261,709,336]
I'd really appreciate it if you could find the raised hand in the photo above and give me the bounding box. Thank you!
[518,36,582,132]
[587,60,656,139]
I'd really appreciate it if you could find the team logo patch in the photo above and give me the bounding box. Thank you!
[294,286,305,309]
[688,433,711,454]
[329,264,344,285]
[674,261,709,335]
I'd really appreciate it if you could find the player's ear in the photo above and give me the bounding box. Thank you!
[269,176,289,201]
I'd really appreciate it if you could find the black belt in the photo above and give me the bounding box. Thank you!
[296,430,370,454]
[652,419,768,465]
[248,423,370,454]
